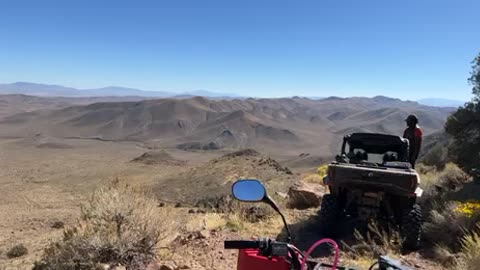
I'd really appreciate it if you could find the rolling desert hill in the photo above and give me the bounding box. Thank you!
[0,94,149,118]
[0,95,453,156]
[153,149,296,204]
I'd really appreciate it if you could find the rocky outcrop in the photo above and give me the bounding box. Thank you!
[286,181,325,209]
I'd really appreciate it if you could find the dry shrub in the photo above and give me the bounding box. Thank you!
[420,163,480,269]
[195,195,237,212]
[6,244,28,258]
[302,165,328,184]
[342,222,401,260]
[431,245,458,267]
[416,163,436,175]
[419,163,474,253]
[195,195,274,223]
[419,163,471,195]
[455,228,480,270]
[51,220,65,229]
[33,183,176,270]
[438,163,472,189]
[422,144,448,170]
[416,164,437,190]
[423,202,480,252]
[418,163,472,214]
[302,173,323,183]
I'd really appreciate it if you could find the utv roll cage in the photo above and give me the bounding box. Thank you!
[341,133,410,163]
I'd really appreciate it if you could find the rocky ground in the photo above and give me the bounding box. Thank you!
[0,138,446,269]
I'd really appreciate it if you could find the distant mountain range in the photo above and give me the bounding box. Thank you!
[0,95,454,156]
[0,82,239,99]
[417,98,466,108]
[0,82,466,108]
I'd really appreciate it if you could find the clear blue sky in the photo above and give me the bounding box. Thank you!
[1,0,479,100]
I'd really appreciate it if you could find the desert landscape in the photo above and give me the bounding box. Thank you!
[1,2,479,269]
[0,90,465,269]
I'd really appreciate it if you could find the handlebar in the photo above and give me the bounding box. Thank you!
[224,240,261,250]
[225,238,290,258]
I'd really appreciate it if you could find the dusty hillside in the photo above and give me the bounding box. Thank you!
[131,149,187,166]
[0,94,148,119]
[0,96,453,156]
[154,149,297,204]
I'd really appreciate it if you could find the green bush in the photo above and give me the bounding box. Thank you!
[445,53,480,177]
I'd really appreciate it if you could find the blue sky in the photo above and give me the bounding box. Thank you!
[1,0,479,100]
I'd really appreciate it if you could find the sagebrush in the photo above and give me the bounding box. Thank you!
[423,202,480,251]
[342,222,401,259]
[455,226,480,270]
[33,183,176,270]
[195,195,274,223]
[6,244,28,258]
[422,144,448,170]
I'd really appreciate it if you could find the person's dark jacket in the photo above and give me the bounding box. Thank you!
[403,125,423,168]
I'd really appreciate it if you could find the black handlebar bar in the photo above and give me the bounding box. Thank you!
[224,240,261,250]
[224,239,290,258]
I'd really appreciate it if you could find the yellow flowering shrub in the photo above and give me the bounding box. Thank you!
[301,164,329,184]
[317,164,328,178]
[454,201,480,218]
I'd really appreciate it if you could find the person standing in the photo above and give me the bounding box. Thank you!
[403,115,423,169]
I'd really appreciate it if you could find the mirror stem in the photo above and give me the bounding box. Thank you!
[265,195,292,243]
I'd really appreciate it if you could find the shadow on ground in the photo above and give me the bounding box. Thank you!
[276,210,361,258]
[448,180,480,201]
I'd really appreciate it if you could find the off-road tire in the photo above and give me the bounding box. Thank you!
[318,194,340,235]
[400,204,422,250]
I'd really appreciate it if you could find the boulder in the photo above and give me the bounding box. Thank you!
[159,263,176,270]
[196,229,210,239]
[275,191,288,199]
[286,181,325,209]
[95,264,110,270]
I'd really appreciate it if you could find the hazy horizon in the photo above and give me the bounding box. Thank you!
[0,81,469,106]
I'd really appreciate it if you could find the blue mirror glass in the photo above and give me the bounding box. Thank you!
[232,179,266,202]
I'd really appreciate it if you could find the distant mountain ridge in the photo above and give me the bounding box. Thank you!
[0,82,239,99]
[0,95,454,156]
[0,94,148,118]
[417,98,466,108]
[0,83,465,108]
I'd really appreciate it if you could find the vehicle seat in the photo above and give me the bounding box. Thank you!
[348,151,360,164]
[383,153,390,163]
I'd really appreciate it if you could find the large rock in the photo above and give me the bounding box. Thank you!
[286,181,325,209]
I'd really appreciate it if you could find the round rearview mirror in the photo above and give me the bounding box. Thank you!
[232,179,266,202]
